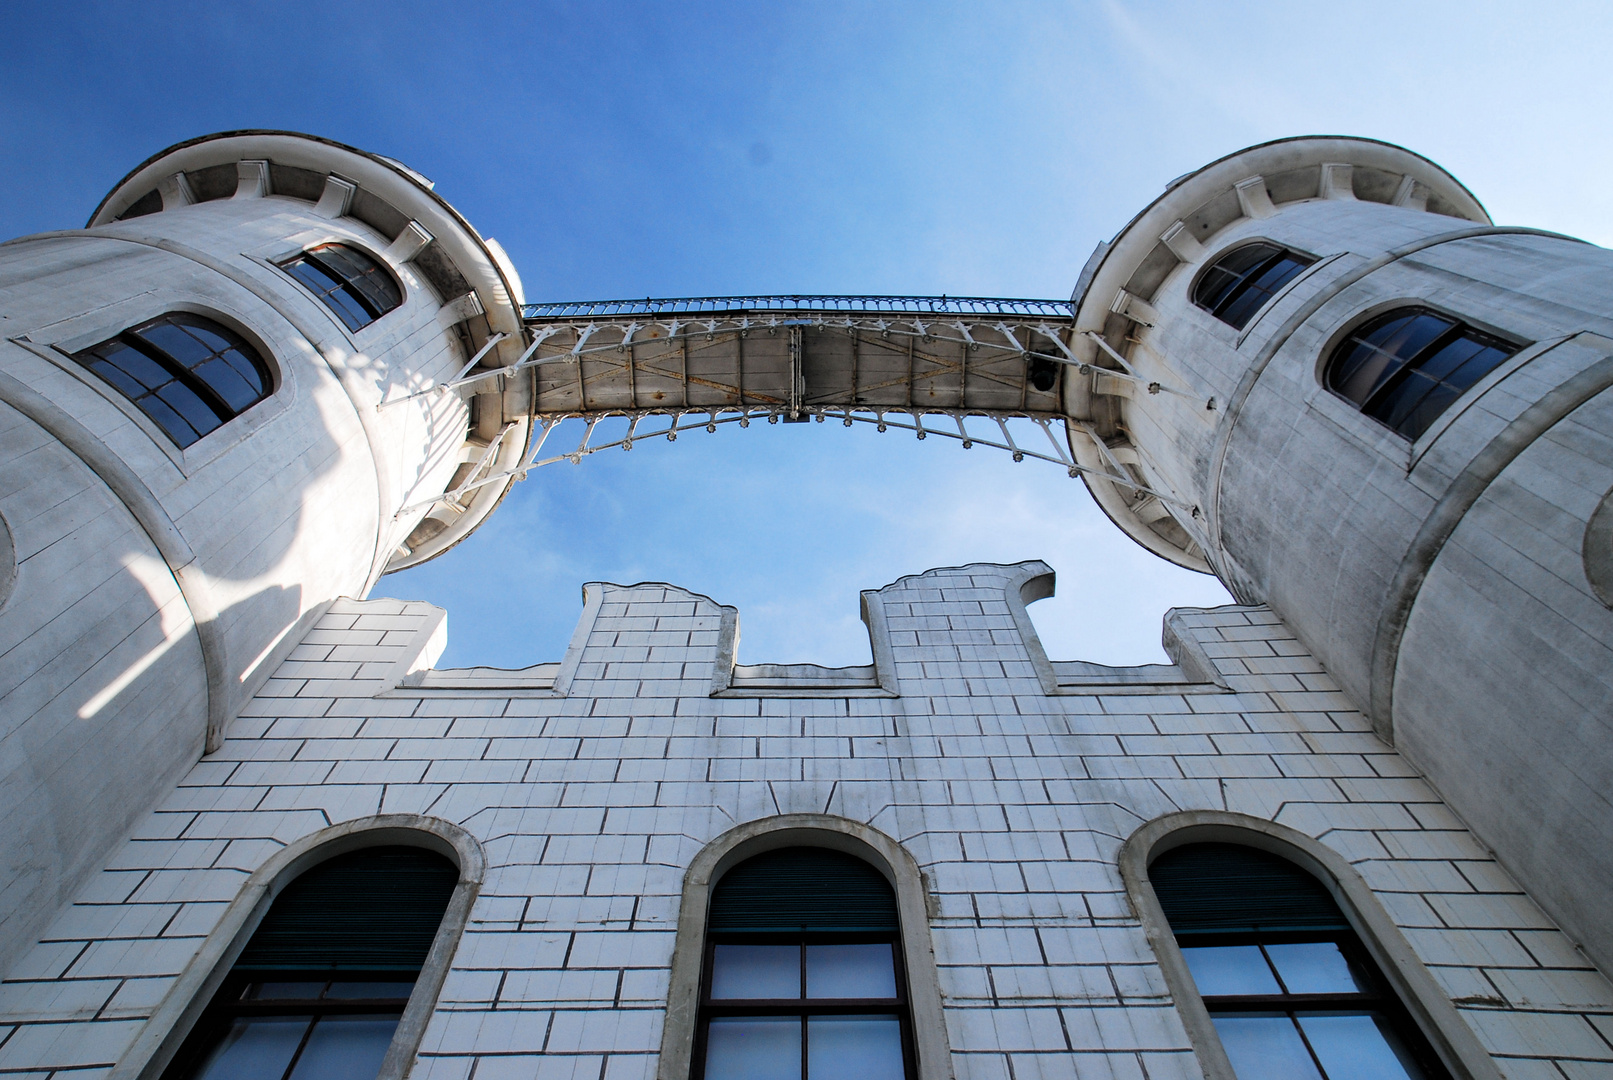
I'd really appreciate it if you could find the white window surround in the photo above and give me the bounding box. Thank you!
[1118,810,1501,1080]
[13,297,296,476]
[659,814,953,1080]
[257,236,410,344]
[108,814,485,1080]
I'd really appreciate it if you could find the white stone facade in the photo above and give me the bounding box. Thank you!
[0,563,1608,1080]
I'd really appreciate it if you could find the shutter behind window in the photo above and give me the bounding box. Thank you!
[235,846,458,971]
[710,847,898,933]
[1149,842,1348,935]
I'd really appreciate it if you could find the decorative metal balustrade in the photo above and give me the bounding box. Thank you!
[521,294,1077,319]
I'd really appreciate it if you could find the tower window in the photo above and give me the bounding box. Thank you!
[76,313,273,448]
[162,846,457,1080]
[1193,242,1316,329]
[696,848,913,1080]
[280,243,403,331]
[1151,843,1448,1080]
[1325,307,1517,440]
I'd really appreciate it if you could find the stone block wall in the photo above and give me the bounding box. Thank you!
[0,563,1607,1080]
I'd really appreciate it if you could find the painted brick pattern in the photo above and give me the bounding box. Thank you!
[0,562,1607,1080]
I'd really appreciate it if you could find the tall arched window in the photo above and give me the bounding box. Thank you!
[1151,843,1448,1080]
[161,846,457,1080]
[696,847,913,1080]
[1325,307,1517,440]
[75,313,273,448]
[1192,242,1316,329]
[280,243,403,331]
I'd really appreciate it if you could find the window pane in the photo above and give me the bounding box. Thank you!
[1265,942,1367,995]
[323,980,417,999]
[97,342,172,390]
[172,317,233,352]
[136,321,213,368]
[1217,255,1309,329]
[1410,336,1486,384]
[157,382,223,438]
[87,356,151,399]
[1212,1013,1323,1080]
[221,349,270,395]
[245,981,327,1000]
[1298,1013,1426,1080]
[807,1015,904,1080]
[192,1015,312,1080]
[324,288,373,332]
[288,1014,399,1080]
[139,396,202,447]
[1182,945,1281,996]
[1362,313,1451,360]
[806,943,896,999]
[1330,341,1403,405]
[704,1017,802,1080]
[286,257,345,297]
[711,943,800,999]
[317,246,401,314]
[194,359,262,412]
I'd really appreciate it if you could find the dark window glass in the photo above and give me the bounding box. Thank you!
[280,244,402,331]
[75,314,272,448]
[163,847,456,1080]
[1151,843,1448,1080]
[1193,242,1317,329]
[1325,307,1517,439]
[696,848,914,1080]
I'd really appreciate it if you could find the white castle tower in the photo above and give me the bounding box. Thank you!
[1068,136,1613,971]
[0,132,527,970]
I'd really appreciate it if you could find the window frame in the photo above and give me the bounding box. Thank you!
[72,313,276,449]
[158,971,419,1080]
[1322,305,1522,441]
[1163,876,1450,1080]
[110,816,482,1080]
[277,242,404,333]
[659,816,951,1080]
[693,925,918,1080]
[1191,241,1319,330]
[1118,811,1503,1080]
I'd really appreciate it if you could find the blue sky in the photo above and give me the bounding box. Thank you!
[5,2,1609,669]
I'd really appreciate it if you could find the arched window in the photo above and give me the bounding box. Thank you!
[696,847,913,1080]
[1193,242,1316,329]
[160,846,457,1080]
[1151,843,1448,1080]
[75,313,273,448]
[1325,307,1517,439]
[280,243,403,331]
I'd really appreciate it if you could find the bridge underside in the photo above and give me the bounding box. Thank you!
[410,297,1210,574]
[518,296,1076,419]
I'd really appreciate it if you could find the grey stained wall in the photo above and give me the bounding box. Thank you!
[1090,143,1613,978]
[0,564,1607,1080]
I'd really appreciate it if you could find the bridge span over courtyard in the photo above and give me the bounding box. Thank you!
[388,294,1213,570]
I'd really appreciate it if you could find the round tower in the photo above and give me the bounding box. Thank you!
[0,131,527,968]
[1071,136,1613,970]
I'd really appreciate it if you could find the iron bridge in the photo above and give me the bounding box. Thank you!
[394,295,1201,520]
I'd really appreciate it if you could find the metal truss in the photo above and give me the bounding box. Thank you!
[403,406,1194,515]
[390,296,1206,518]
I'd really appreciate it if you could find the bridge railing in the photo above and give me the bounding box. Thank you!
[522,295,1076,320]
